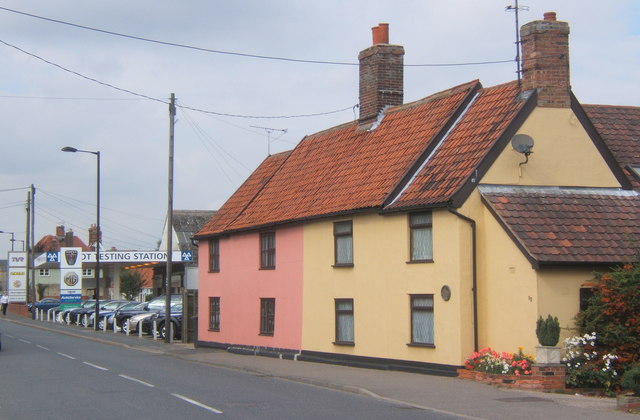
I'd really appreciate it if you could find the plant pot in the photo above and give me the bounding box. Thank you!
[535,345,561,364]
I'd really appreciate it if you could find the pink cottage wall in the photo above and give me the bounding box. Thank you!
[198,225,304,350]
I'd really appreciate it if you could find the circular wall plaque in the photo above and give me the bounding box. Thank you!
[441,285,451,301]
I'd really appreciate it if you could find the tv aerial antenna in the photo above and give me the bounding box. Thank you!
[251,126,288,156]
[506,1,529,87]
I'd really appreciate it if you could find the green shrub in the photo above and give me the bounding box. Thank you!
[621,364,640,396]
[536,315,560,346]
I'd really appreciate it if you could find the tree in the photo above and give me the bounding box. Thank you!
[120,270,146,301]
[577,258,640,368]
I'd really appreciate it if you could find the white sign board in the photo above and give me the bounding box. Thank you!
[8,252,27,302]
[60,247,82,304]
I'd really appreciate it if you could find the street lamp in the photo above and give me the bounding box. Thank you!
[61,146,101,331]
[0,230,16,252]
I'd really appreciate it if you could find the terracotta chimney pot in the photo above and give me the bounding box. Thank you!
[372,23,389,45]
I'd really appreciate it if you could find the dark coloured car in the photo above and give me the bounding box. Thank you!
[88,300,135,329]
[113,302,149,332]
[115,295,182,334]
[141,303,183,340]
[58,300,95,324]
[27,298,61,313]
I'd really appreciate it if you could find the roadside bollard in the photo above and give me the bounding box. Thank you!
[152,319,158,340]
[138,320,143,337]
[102,317,107,331]
[113,318,118,333]
[125,319,130,336]
[83,314,88,328]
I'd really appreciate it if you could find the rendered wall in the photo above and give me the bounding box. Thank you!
[197,225,304,350]
[537,268,602,341]
[475,193,541,354]
[483,107,620,188]
[302,211,475,366]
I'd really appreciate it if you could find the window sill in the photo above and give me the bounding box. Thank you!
[208,270,220,273]
[332,263,354,268]
[406,259,434,264]
[208,328,220,332]
[333,341,355,346]
[407,343,435,348]
[259,333,274,337]
[259,267,275,271]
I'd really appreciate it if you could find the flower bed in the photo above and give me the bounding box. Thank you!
[457,365,566,391]
[458,347,566,391]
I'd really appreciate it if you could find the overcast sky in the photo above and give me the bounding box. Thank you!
[0,1,638,257]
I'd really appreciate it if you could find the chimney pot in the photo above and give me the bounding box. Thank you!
[543,12,557,21]
[372,23,389,45]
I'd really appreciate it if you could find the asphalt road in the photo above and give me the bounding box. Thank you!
[0,320,461,419]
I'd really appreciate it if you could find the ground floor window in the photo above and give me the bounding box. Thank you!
[209,297,220,331]
[410,294,434,346]
[260,298,275,336]
[579,287,596,312]
[334,299,354,345]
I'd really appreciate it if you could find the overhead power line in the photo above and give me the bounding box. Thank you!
[0,38,356,119]
[0,6,515,68]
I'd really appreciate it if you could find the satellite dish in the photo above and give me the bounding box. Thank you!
[511,134,534,154]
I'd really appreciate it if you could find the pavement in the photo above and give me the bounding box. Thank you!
[2,312,638,419]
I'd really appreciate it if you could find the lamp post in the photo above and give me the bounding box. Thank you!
[61,146,101,330]
[0,230,16,252]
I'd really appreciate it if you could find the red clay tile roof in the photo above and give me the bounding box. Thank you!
[34,234,91,252]
[480,185,640,266]
[197,81,523,237]
[583,104,640,190]
[198,151,291,236]
[387,81,527,208]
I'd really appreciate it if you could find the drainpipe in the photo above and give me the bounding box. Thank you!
[447,208,478,352]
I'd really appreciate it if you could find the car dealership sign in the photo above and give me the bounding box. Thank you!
[44,250,192,265]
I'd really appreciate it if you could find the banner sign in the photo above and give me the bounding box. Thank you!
[8,252,27,302]
[35,250,193,267]
[60,247,82,304]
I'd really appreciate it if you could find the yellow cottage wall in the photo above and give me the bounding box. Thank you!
[302,211,476,366]
[482,107,620,188]
[475,106,621,355]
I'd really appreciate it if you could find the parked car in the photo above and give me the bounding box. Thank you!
[116,295,182,334]
[58,300,95,324]
[142,303,183,340]
[87,300,134,329]
[113,302,150,331]
[27,298,61,313]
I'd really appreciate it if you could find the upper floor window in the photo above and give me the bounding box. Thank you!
[82,268,93,277]
[209,238,220,273]
[260,232,276,269]
[334,221,353,266]
[39,269,50,276]
[409,212,433,262]
[260,298,275,336]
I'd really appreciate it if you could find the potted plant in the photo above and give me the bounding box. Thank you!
[535,315,561,364]
[618,364,640,411]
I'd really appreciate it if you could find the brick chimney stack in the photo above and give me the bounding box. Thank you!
[520,12,571,107]
[358,23,404,123]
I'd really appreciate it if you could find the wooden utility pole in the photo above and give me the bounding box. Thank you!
[165,93,176,343]
[25,188,31,307]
